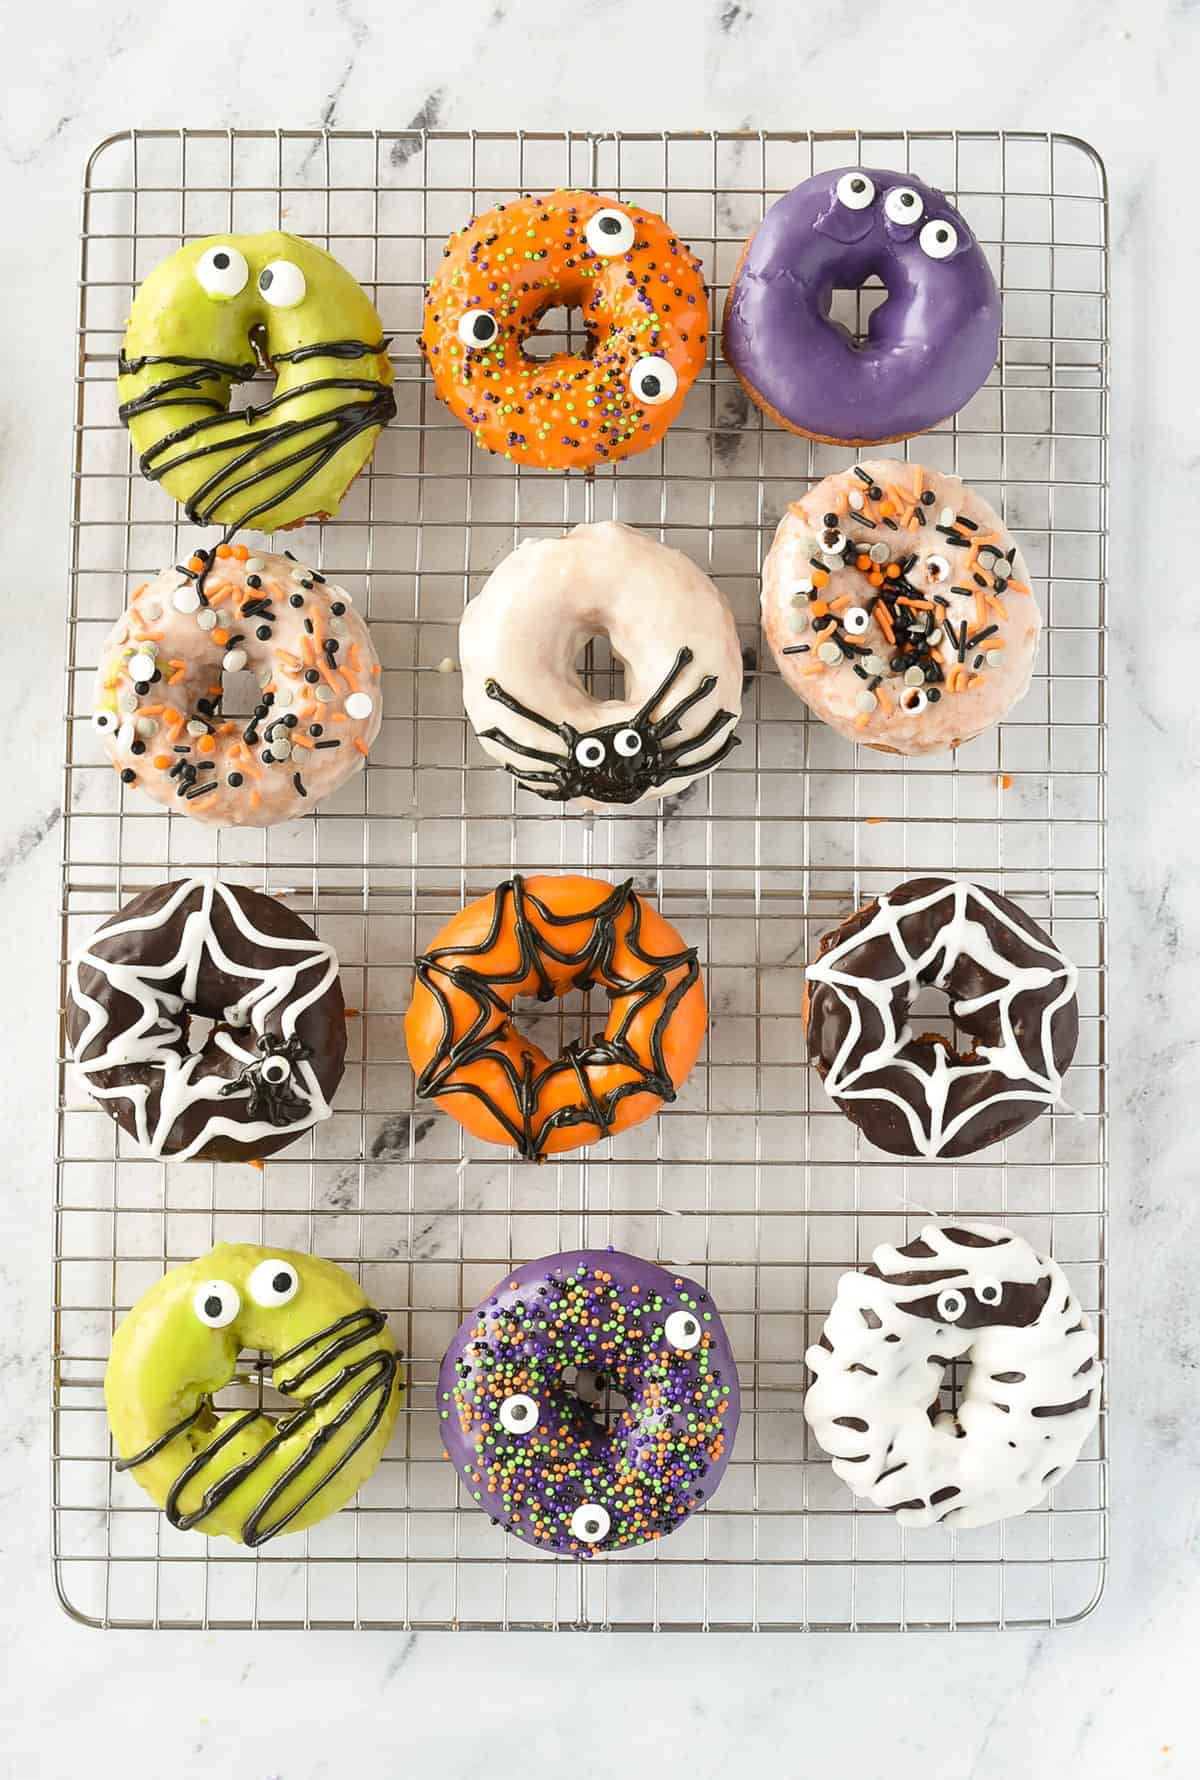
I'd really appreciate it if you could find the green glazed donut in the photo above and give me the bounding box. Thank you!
[118,232,396,534]
[105,1243,402,1545]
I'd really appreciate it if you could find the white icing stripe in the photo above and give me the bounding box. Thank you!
[804,1222,1102,1529]
[69,878,339,1160]
[805,880,1078,1157]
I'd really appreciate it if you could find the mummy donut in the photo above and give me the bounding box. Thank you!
[723,168,1000,444]
[460,522,742,809]
[106,1244,402,1544]
[804,877,1079,1159]
[762,463,1040,755]
[66,879,346,1162]
[119,230,395,533]
[804,1223,1101,1527]
[420,191,708,469]
[438,1249,739,1555]
[405,874,707,1160]
[91,545,382,826]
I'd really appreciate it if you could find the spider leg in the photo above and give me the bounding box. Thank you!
[631,646,693,727]
[478,722,571,770]
[484,677,573,744]
[499,763,574,803]
[651,671,721,740]
[661,708,741,772]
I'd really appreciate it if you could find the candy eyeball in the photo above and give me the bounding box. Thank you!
[248,1258,300,1308]
[192,1279,240,1328]
[925,554,952,584]
[585,208,636,255]
[92,709,118,735]
[575,736,607,768]
[195,244,249,299]
[900,687,929,715]
[259,1055,293,1086]
[457,308,498,348]
[919,219,959,261]
[884,186,924,226]
[664,1308,702,1351]
[613,728,643,758]
[842,606,871,636]
[836,171,876,211]
[498,1393,540,1434]
[630,356,677,406]
[975,1276,1003,1307]
[936,1286,967,1323]
[258,260,307,307]
[569,1503,611,1543]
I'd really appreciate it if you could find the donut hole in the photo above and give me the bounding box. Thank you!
[519,982,605,1054]
[184,1013,216,1054]
[827,276,890,350]
[906,980,962,1051]
[573,632,625,700]
[934,1353,971,1427]
[221,667,262,717]
[561,1362,630,1427]
[521,303,592,362]
[211,1350,292,1417]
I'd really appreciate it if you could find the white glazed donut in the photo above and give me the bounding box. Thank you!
[459,521,743,810]
[804,1222,1102,1528]
[91,545,382,827]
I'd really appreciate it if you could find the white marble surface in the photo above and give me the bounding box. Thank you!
[1,0,1195,1773]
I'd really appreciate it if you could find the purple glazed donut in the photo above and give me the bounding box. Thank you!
[438,1249,740,1557]
[722,167,1001,445]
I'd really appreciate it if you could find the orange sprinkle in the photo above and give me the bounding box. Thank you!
[354,737,369,755]
[187,556,205,574]
[996,774,1013,790]
[810,599,829,618]
[196,735,216,755]
[215,544,233,559]
[811,568,830,589]
[153,753,171,770]
[855,554,871,571]
[212,628,230,647]
[248,1157,264,1171]
[205,583,232,607]
[864,816,889,825]
[868,570,884,588]
[884,563,901,580]
[872,601,896,643]
[232,543,250,562]
[343,1007,361,1019]
[897,596,935,613]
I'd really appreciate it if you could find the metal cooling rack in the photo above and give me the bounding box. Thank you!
[53,128,1108,1631]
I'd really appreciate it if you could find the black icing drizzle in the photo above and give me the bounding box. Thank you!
[413,875,701,1160]
[115,1307,399,1547]
[117,338,397,530]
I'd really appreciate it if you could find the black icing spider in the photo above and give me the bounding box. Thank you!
[479,646,740,804]
[219,1032,314,1126]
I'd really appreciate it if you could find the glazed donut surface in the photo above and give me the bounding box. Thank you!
[460,521,743,809]
[804,1223,1101,1527]
[421,191,708,469]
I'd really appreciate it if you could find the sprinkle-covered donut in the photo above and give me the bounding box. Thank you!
[67,879,346,1162]
[761,462,1040,755]
[439,1249,739,1556]
[420,191,708,469]
[804,1223,1101,1527]
[723,168,1000,445]
[91,545,382,826]
[460,522,742,809]
[404,875,707,1160]
[803,877,1079,1159]
[119,230,395,534]
[106,1244,402,1545]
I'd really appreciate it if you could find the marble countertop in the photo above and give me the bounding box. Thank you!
[1,0,1194,1774]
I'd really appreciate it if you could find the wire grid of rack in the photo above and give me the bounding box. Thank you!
[53,128,1108,1632]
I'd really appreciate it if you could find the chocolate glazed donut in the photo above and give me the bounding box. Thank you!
[803,877,1079,1159]
[67,879,346,1162]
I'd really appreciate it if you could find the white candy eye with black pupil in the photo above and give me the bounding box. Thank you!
[919,219,959,261]
[499,1393,540,1434]
[192,1280,240,1328]
[195,245,249,299]
[664,1309,702,1351]
[884,187,924,225]
[836,171,876,210]
[900,688,929,715]
[585,208,636,255]
[457,308,498,348]
[843,606,871,636]
[259,1056,292,1085]
[575,737,607,768]
[925,554,951,584]
[936,1287,966,1322]
[569,1503,611,1543]
[630,356,677,406]
[248,1259,300,1308]
[92,710,117,734]
[975,1276,1003,1307]
[613,728,642,758]
[258,260,307,307]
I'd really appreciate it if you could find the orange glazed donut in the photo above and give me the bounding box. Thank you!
[419,191,708,470]
[404,875,707,1159]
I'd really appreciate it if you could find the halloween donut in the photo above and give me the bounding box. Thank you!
[420,191,708,470]
[106,1244,402,1545]
[460,521,742,809]
[803,877,1079,1160]
[91,544,382,826]
[723,168,1000,445]
[404,875,707,1160]
[119,230,395,534]
[67,879,346,1162]
[804,1223,1101,1527]
[439,1249,738,1556]
[761,462,1040,755]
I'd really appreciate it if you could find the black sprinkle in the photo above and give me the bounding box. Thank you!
[292,771,308,797]
[185,778,219,800]
[314,738,341,750]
